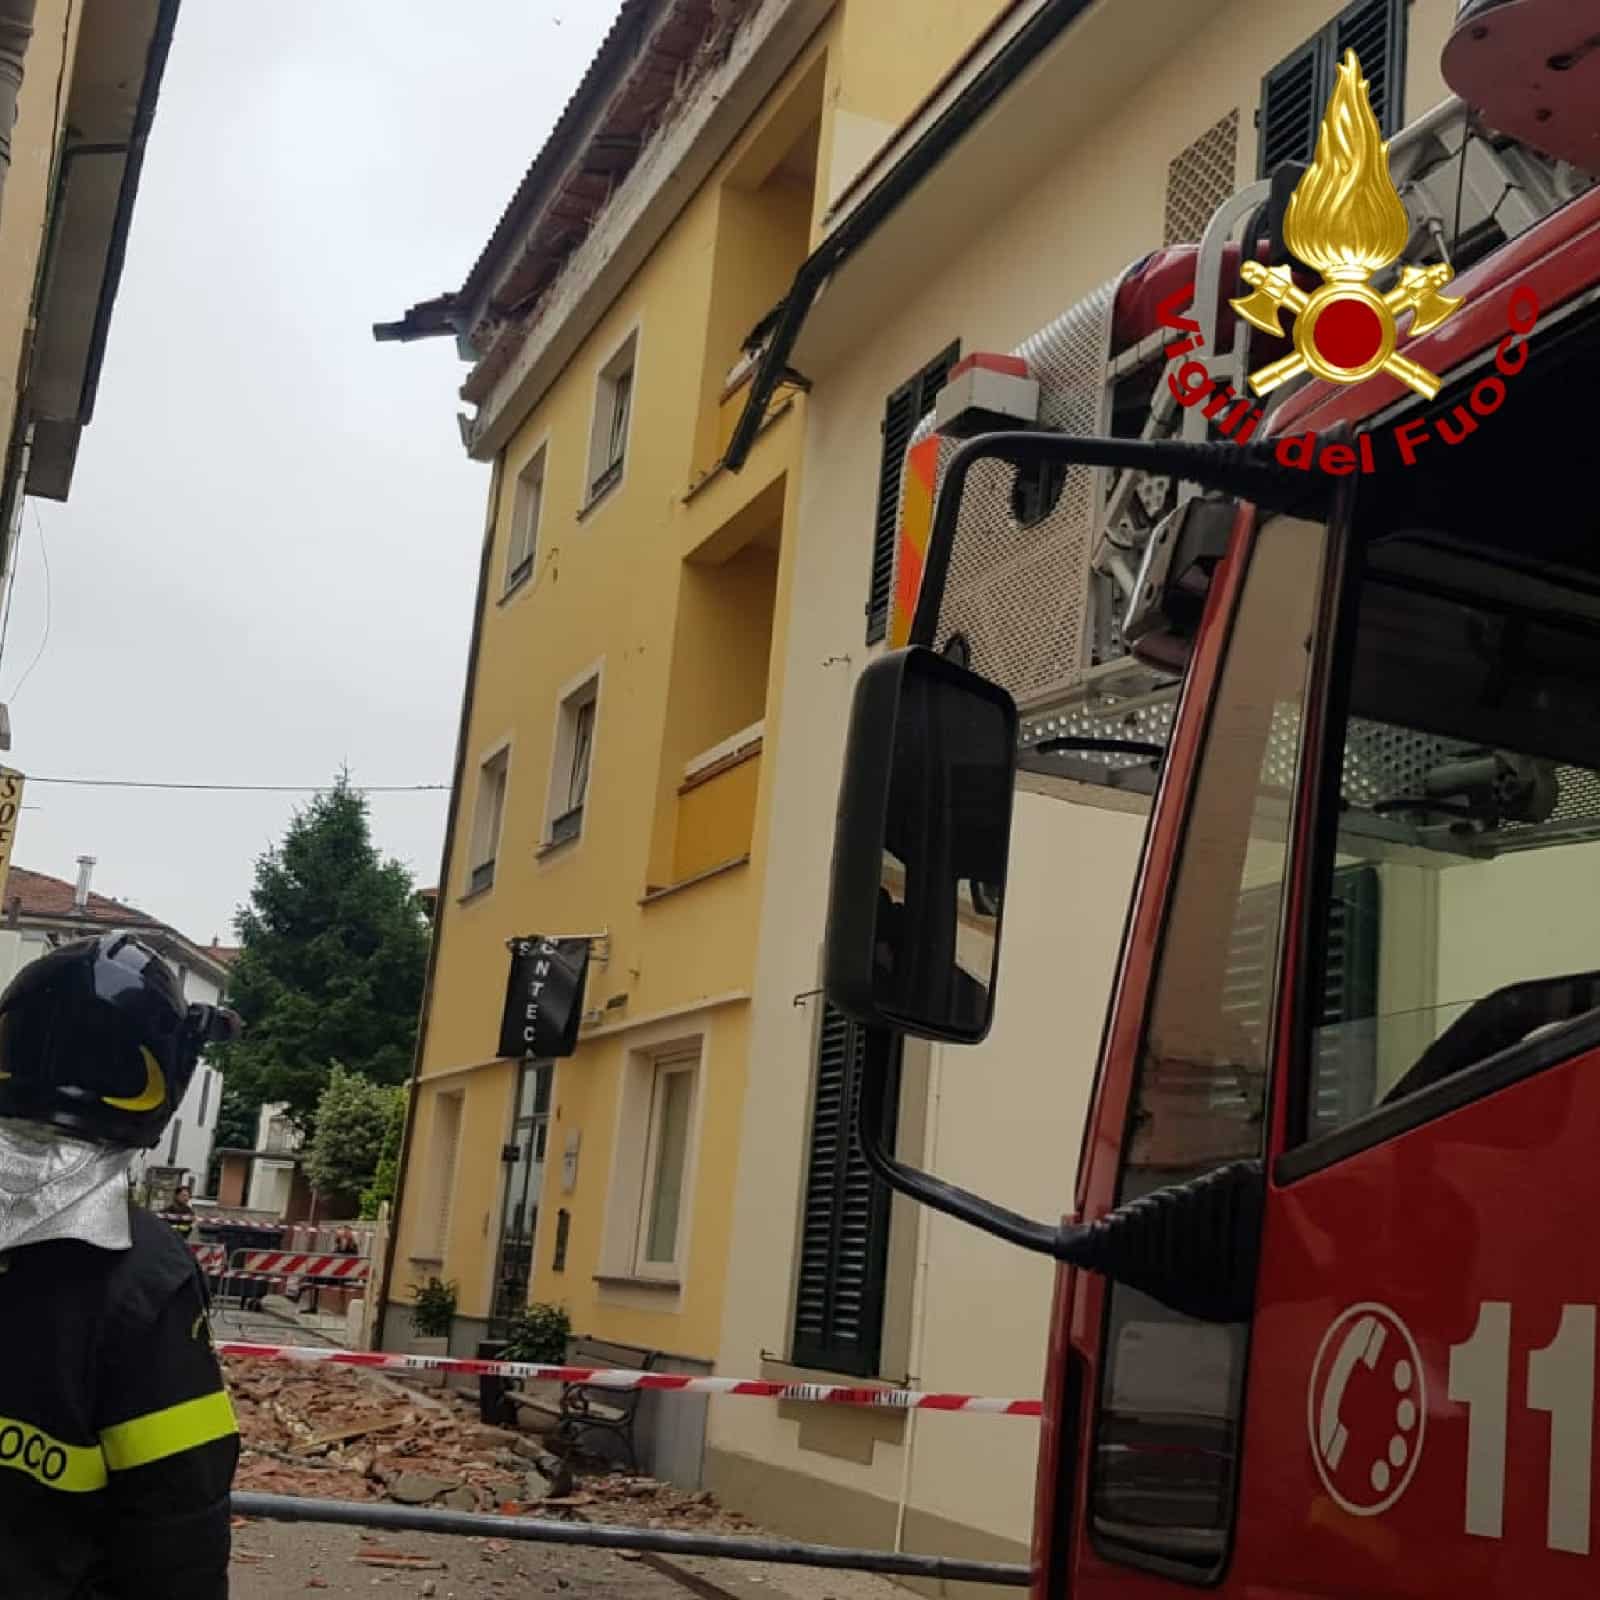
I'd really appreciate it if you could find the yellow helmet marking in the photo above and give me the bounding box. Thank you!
[102,1047,166,1112]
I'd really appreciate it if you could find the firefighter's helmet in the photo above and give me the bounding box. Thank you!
[0,933,241,1148]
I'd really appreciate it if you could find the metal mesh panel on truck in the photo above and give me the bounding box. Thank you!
[1164,110,1240,248]
[879,97,1598,820]
[890,273,1127,714]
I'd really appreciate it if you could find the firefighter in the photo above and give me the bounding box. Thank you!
[169,1182,196,1240]
[0,932,243,1597]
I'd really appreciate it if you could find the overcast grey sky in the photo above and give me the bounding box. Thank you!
[4,1,616,942]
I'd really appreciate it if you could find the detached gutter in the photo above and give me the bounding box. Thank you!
[724,0,1092,473]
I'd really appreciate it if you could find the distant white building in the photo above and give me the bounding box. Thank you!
[0,857,235,1195]
[244,1101,305,1215]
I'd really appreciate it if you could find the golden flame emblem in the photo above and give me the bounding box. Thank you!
[1231,51,1461,399]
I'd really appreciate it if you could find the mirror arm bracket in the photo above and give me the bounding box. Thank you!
[858,1033,1072,1258]
[858,1033,1263,1323]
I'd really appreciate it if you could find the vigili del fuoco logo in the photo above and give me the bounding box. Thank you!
[1160,50,1539,473]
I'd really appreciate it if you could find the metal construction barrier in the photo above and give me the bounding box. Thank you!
[191,1243,371,1343]
[223,1247,371,1290]
[230,1494,1033,1585]
[190,1242,227,1275]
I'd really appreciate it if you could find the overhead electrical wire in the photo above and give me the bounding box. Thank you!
[22,778,449,793]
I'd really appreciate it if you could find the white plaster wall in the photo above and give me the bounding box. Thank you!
[0,927,51,990]
[1435,843,1600,1018]
[714,0,1459,1544]
[905,795,1146,1541]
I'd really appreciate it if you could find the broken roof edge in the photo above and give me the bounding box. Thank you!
[372,0,683,352]
[459,0,833,462]
[371,292,465,346]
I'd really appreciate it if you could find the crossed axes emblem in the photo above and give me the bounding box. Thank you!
[1229,48,1465,402]
[1231,260,1462,401]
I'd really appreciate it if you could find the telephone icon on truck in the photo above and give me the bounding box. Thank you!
[1308,1303,1426,1517]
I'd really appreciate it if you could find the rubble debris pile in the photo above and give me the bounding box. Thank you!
[225,1355,756,1535]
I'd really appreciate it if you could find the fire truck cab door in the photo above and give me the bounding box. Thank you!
[1232,525,1600,1594]
[1067,495,1600,1596]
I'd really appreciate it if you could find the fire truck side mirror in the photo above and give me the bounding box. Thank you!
[823,646,1017,1044]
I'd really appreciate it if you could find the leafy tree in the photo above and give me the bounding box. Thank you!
[212,1083,259,1155]
[359,1084,409,1219]
[205,1084,260,1195]
[306,1066,401,1201]
[214,774,429,1133]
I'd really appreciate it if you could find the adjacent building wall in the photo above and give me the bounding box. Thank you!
[0,0,77,458]
[712,0,1459,1571]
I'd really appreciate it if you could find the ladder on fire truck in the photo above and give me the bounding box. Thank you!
[894,94,1596,803]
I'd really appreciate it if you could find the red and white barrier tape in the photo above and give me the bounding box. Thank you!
[216,1343,1041,1416]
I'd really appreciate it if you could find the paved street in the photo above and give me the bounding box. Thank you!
[229,1516,918,1600]
[229,1519,696,1598]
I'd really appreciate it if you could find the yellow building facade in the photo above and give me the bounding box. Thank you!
[380,0,1006,1482]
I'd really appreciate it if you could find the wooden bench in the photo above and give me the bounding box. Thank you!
[509,1336,658,1473]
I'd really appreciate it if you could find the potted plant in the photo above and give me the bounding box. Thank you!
[480,1301,570,1427]
[408,1277,457,1385]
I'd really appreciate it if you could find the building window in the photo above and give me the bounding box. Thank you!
[467,747,509,894]
[587,331,637,503]
[425,1090,464,1262]
[867,343,960,644]
[791,1005,902,1376]
[545,677,598,848]
[506,446,546,593]
[1257,0,1405,176]
[167,1118,182,1166]
[634,1050,697,1276]
[197,1068,211,1125]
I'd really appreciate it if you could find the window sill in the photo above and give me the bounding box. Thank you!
[536,833,581,862]
[578,464,623,520]
[457,881,495,906]
[499,567,533,605]
[759,1356,912,1389]
[593,1273,680,1291]
[640,854,750,906]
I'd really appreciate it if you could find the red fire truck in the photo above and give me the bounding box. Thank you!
[823,2,1600,1594]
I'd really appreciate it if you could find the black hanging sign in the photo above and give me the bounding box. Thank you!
[499,936,591,1060]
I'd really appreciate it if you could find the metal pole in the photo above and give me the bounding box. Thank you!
[230,1494,1032,1587]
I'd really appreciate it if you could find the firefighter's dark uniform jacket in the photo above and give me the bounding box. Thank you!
[0,1205,239,1597]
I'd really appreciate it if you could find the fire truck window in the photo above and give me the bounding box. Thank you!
[1091,514,1329,1572]
[1299,542,1600,1145]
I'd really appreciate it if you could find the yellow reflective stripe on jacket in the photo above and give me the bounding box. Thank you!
[0,1416,108,1492]
[99,1389,238,1474]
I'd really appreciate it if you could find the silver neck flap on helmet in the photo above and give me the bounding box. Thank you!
[0,1118,134,1254]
